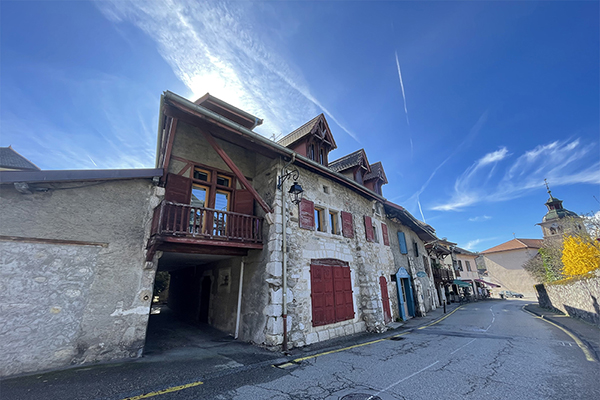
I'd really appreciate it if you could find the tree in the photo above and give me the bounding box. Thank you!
[561,234,600,276]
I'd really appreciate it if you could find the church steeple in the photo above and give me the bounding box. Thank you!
[539,179,581,238]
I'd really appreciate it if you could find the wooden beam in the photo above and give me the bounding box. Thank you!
[201,130,273,214]
[162,117,178,177]
[0,235,108,248]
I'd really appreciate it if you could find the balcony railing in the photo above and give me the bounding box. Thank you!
[433,267,454,282]
[151,201,263,244]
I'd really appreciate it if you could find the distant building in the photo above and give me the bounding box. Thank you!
[0,146,40,171]
[480,238,543,297]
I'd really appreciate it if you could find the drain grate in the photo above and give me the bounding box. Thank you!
[340,394,381,400]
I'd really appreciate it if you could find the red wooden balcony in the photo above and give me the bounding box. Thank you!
[150,201,263,248]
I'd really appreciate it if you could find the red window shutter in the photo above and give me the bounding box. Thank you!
[165,173,192,204]
[341,211,354,238]
[299,198,315,230]
[233,190,254,215]
[310,264,335,326]
[381,223,390,246]
[333,266,354,322]
[364,215,374,242]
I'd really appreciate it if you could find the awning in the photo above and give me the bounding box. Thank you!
[475,279,501,288]
[452,279,471,288]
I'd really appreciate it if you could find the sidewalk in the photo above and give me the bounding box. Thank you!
[524,303,600,362]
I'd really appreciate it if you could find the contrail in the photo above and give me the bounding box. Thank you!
[395,51,409,126]
[417,195,426,223]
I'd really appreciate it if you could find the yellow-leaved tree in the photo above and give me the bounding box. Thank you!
[561,234,600,276]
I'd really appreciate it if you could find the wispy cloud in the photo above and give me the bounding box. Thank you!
[97,1,359,141]
[432,138,600,211]
[463,236,500,251]
[404,111,489,219]
[468,215,492,222]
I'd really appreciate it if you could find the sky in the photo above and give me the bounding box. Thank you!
[1,1,599,252]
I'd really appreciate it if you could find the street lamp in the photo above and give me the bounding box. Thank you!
[277,168,303,204]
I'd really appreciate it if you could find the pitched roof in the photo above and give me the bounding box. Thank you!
[0,147,40,171]
[481,238,543,254]
[329,149,370,173]
[277,113,337,150]
[364,161,388,184]
[194,93,263,130]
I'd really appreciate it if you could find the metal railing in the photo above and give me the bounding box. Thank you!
[151,201,263,243]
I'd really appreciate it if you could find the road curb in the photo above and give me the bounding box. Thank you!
[522,304,598,362]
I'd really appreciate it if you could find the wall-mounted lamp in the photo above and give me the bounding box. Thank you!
[277,168,303,205]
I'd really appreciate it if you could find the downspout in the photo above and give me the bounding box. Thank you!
[235,258,245,339]
[281,154,296,352]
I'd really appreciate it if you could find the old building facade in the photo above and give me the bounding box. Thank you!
[1,91,452,376]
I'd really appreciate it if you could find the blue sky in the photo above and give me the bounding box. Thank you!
[1,1,598,251]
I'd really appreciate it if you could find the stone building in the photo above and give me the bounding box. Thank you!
[0,91,446,376]
[0,169,162,377]
[480,238,543,297]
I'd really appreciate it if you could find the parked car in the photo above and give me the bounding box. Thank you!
[500,290,524,298]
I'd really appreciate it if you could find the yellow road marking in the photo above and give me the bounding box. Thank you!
[418,306,462,330]
[121,381,204,400]
[292,309,462,364]
[293,338,388,363]
[522,306,596,362]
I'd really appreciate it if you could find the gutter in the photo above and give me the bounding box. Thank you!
[162,91,385,203]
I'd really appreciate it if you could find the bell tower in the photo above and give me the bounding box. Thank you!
[538,179,583,238]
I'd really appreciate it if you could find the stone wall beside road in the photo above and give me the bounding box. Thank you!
[535,272,600,328]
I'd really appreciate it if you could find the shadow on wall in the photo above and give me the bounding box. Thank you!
[535,284,554,310]
[564,303,600,327]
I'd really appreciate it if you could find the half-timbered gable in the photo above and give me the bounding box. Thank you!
[277,114,336,166]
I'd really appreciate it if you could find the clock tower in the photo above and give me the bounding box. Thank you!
[538,179,584,239]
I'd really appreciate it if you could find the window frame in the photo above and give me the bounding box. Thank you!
[329,210,340,235]
[314,206,326,232]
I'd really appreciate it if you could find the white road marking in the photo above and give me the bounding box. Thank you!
[451,338,477,354]
[484,305,495,332]
[368,361,440,399]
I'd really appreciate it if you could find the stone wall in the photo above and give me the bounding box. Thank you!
[0,179,160,377]
[535,273,600,327]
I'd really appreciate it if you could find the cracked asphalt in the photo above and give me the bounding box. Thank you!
[3,300,599,399]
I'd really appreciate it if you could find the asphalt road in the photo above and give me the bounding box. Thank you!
[3,300,599,399]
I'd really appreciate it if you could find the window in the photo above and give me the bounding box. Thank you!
[323,185,329,194]
[319,149,325,165]
[457,260,463,271]
[372,224,379,243]
[216,174,230,187]
[413,242,419,257]
[397,232,408,254]
[309,144,315,161]
[329,211,339,234]
[191,185,208,208]
[315,207,326,232]
[193,168,211,182]
[310,260,354,326]
[466,261,472,272]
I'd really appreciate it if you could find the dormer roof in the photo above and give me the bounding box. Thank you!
[194,93,263,130]
[364,161,388,184]
[329,149,371,174]
[277,114,337,150]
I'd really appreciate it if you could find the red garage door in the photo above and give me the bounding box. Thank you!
[310,259,354,327]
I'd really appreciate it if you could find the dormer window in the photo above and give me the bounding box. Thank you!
[319,148,325,165]
[309,144,315,161]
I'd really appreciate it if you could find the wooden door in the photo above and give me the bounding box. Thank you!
[379,276,392,324]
